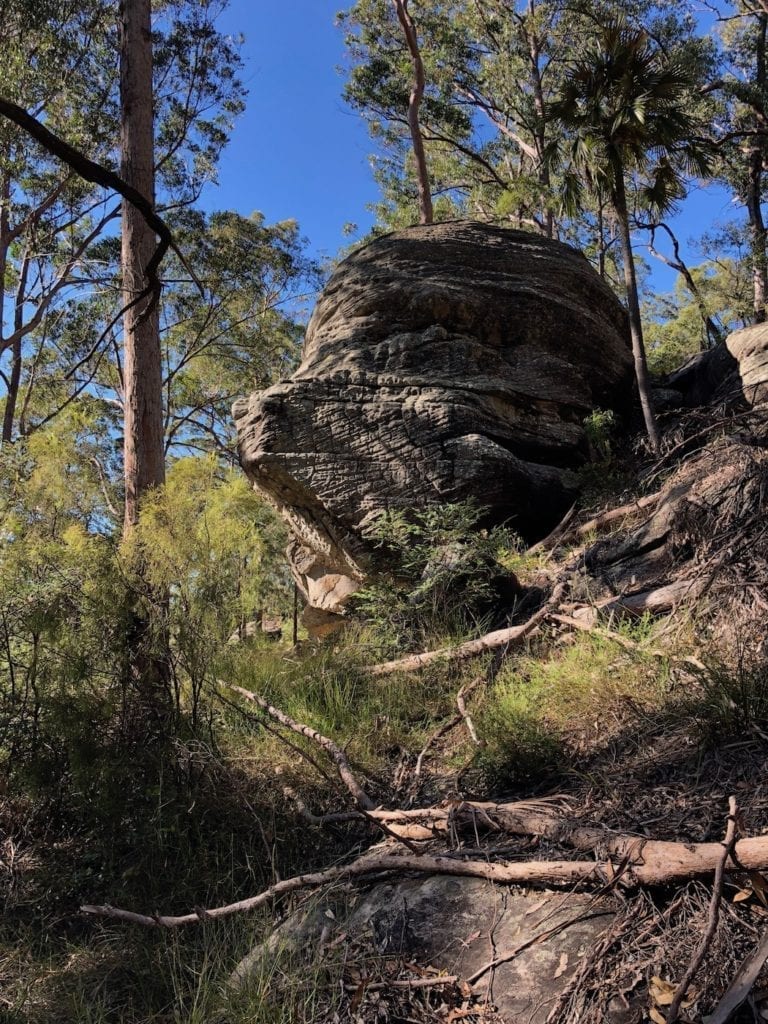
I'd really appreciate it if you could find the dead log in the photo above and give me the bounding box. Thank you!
[536,491,662,551]
[367,583,565,677]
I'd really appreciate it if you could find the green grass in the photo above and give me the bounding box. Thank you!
[477,619,673,789]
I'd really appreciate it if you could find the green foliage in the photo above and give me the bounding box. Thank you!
[644,257,752,375]
[694,660,768,745]
[583,408,617,460]
[0,426,289,796]
[350,501,519,655]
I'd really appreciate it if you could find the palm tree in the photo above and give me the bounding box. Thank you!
[553,19,710,452]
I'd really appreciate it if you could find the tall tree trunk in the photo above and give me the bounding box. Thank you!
[0,170,9,441]
[120,0,170,731]
[612,160,661,453]
[1,251,28,443]
[526,0,553,238]
[120,0,165,532]
[393,0,433,225]
[748,13,767,325]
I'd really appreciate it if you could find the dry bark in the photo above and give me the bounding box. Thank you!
[120,0,165,532]
[81,801,768,928]
[81,834,768,929]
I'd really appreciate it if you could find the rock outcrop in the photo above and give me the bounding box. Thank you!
[231,877,620,1023]
[234,221,634,631]
[655,323,768,409]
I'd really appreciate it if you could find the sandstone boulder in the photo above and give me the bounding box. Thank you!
[234,222,633,628]
[230,877,619,1023]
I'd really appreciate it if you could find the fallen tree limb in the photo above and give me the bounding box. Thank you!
[548,612,706,672]
[456,676,483,746]
[81,804,768,927]
[666,796,738,1023]
[551,491,663,548]
[222,682,375,810]
[367,583,566,677]
[415,713,462,778]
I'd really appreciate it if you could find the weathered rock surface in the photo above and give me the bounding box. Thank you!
[234,221,633,628]
[655,323,768,409]
[231,877,618,1023]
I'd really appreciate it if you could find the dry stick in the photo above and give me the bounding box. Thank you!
[81,825,768,929]
[367,582,566,677]
[528,502,578,554]
[80,854,603,927]
[555,491,662,546]
[215,689,336,786]
[414,713,463,778]
[666,796,739,1024]
[467,909,613,987]
[704,923,768,1024]
[456,676,483,746]
[223,682,375,811]
[548,613,706,673]
[344,975,459,992]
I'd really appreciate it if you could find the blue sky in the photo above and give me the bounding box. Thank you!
[199,0,378,260]
[200,0,738,292]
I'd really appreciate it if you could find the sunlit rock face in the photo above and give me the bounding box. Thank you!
[234,221,633,633]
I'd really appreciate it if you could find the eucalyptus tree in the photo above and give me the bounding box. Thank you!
[708,2,768,324]
[340,0,702,236]
[553,18,711,451]
[0,0,245,454]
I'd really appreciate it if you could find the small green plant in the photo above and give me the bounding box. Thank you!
[350,501,520,655]
[583,408,617,460]
[694,660,768,744]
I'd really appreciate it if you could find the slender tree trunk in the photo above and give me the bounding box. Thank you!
[1,251,28,443]
[120,0,170,731]
[0,170,9,442]
[646,222,723,348]
[393,0,433,225]
[526,0,553,238]
[596,196,606,279]
[120,0,165,533]
[611,160,661,453]
[748,13,767,325]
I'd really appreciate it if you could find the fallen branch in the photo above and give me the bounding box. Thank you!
[554,491,662,547]
[81,805,768,928]
[467,908,612,986]
[222,682,375,810]
[548,612,706,672]
[415,713,462,778]
[456,676,483,746]
[528,502,577,553]
[367,583,566,677]
[666,796,739,1023]
[344,975,459,992]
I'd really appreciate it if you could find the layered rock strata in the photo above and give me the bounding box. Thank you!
[234,221,634,631]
